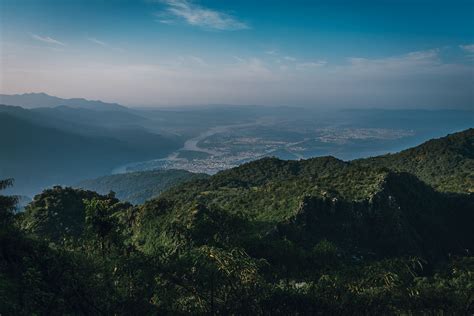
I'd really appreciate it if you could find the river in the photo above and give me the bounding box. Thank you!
[112,121,257,174]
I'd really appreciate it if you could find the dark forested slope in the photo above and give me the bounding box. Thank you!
[139,158,473,260]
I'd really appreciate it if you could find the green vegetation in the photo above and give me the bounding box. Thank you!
[357,128,474,193]
[76,169,209,204]
[1,129,473,314]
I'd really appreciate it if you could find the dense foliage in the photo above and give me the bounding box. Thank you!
[76,169,209,205]
[1,129,473,314]
[357,128,474,193]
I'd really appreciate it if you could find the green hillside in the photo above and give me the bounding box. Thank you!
[1,129,473,314]
[139,157,473,260]
[76,169,209,204]
[356,128,474,193]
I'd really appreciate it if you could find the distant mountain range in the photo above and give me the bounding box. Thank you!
[0,96,182,196]
[0,113,178,196]
[0,92,127,111]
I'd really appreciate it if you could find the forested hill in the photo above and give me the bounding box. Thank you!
[1,128,473,314]
[356,128,473,193]
[76,169,209,204]
[141,128,473,256]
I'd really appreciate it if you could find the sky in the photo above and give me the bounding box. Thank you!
[0,0,473,108]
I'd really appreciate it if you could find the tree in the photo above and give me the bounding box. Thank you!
[0,178,17,226]
[84,198,118,256]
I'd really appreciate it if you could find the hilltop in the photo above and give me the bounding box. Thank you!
[139,130,473,259]
[357,128,474,193]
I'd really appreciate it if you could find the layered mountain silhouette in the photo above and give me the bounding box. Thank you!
[0,92,127,111]
[0,103,181,196]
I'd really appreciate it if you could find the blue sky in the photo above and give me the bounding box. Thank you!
[1,0,473,108]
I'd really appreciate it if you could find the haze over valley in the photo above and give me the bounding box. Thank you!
[1,92,472,197]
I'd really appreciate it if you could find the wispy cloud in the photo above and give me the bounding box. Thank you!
[157,0,249,31]
[296,60,327,69]
[460,44,474,54]
[265,50,278,56]
[188,55,207,66]
[156,19,175,25]
[31,34,65,46]
[171,55,208,67]
[261,49,326,70]
[87,37,108,47]
[345,49,440,72]
[460,44,474,60]
[232,56,245,63]
[3,46,471,108]
[86,37,125,52]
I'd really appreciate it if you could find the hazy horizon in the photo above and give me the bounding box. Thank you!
[3,91,474,111]
[1,0,473,108]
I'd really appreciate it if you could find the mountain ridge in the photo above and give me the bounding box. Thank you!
[0,92,128,111]
[356,128,474,193]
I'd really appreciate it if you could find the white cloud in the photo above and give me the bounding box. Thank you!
[460,44,474,54]
[172,55,208,67]
[87,37,108,47]
[344,49,440,74]
[158,0,249,30]
[296,60,327,69]
[232,56,245,63]
[30,34,65,46]
[156,19,175,24]
[265,50,278,55]
[460,44,474,60]
[86,37,124,52]
[284,56,297,62]
[226,57,274,79]
[188,55,207,66]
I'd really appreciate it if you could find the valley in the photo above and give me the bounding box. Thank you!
[115,120,429,175]
[2,93,472,197]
